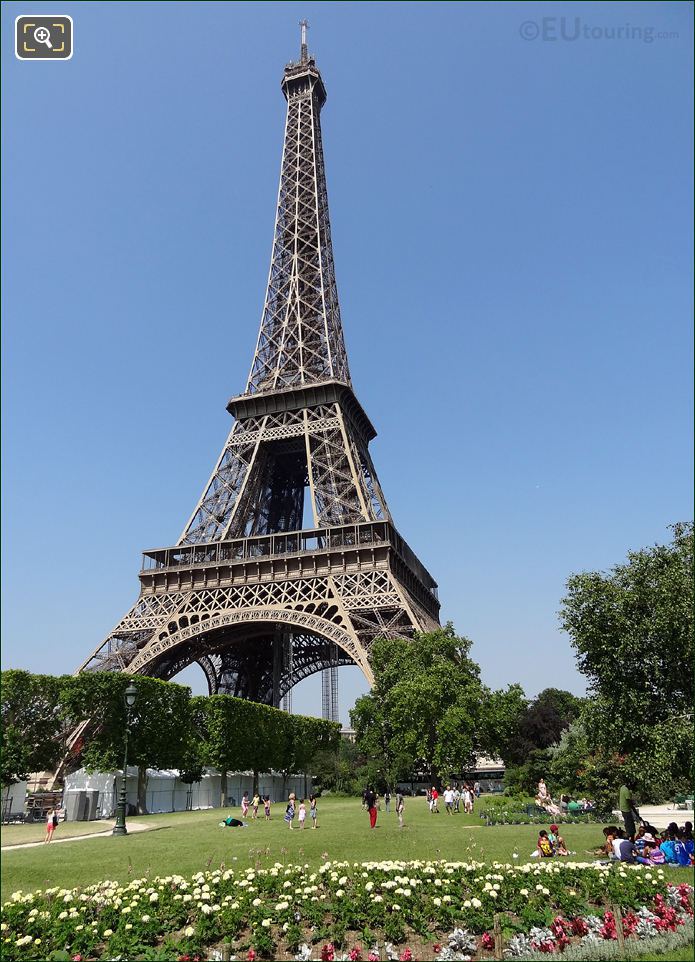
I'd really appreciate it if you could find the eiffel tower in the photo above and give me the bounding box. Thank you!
[78,25,440,720]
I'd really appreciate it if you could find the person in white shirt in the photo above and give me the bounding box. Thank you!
[444,786,454,814]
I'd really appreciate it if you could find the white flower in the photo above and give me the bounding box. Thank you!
[463,900,471,908]
[433,897,441,907]
[200,904,212,915]
[490,890,498,899]
[141,914,150,923]
[520,888,529,897]
[149,893,159,903]
[125,923,133,930]
[103,929,113,937]
[261,918,272,928]
[471,898,482,908]
[184,926,195,937]
[253,898,262,907]
[392,903,401,911]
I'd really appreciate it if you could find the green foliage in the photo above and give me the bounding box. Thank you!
[502,687,584,768]
[350,624,486,785]
[1,670,68,785]
[193,693,339,780]
[478,683,527,765]
[558,522,694,804]
[60,673,191,774]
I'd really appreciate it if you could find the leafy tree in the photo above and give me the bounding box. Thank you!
[503,687,584,768]
[60,673,191,813]
[558,522,694,805]
[350,625,486,787]
[311,739,364,795]
[478,683,527,767]
[1,671,68,785]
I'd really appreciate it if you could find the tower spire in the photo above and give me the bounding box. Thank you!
[300,19,309,63]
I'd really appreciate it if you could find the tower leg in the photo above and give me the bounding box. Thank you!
[321,645,339,723]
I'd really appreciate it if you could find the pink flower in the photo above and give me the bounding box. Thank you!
[433,945,442,955]
[481,932,494,951]
[368,953,380,962]
[399,951,413,962]
[349,947,363,961]
[247,952,257,961]
[321,944,336,962]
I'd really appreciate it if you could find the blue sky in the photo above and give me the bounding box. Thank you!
[2,1,693,723]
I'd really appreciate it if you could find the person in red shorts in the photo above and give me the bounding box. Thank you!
[365,786,378,828]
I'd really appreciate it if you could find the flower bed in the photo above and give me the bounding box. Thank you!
[1,861,692,961]
[478,809,601,827]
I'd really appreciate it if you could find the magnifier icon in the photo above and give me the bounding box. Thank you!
[34,26,53,49]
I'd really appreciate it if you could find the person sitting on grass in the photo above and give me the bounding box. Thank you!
[548,823,569,856]
[612,833,639,863]
[660,828,691,866]
[537,830,555,857]
[636,834,666,865]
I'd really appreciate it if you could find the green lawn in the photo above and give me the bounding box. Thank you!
[2,797,692,897]
[1,818,114,846]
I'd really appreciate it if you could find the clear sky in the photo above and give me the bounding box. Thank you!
[2,1,693,724]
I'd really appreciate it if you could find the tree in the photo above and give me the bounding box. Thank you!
[60,673,191,813]
[350,625,486,787]
[558,522,694,805]
[478,684,527,767]
[1,671,68,785]
[503,688,584,769]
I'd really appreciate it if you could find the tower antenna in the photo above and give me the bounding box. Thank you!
[300,19,309,63]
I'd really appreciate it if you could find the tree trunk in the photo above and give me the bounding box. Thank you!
[136,764,148,815]
[220,770,228,808]
[253,769,259,796]
[303,771,308,798]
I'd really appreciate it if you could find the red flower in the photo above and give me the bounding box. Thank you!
[399,950,413,962]
[349,948,363,962]
[247,952,257,961]
[481,932,495,950]
[570,917,588,936]
[321,944,336,962]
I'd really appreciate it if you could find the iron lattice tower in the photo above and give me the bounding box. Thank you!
[78,28,440,722]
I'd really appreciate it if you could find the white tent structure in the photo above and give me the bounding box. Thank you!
[63,768,310,819]
[1,781,28,822]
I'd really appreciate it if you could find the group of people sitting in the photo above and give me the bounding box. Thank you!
[535,778,595,818]
[602,821,693,866]
[536,824,571,857]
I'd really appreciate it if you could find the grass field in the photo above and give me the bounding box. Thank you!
[2,796,692,896]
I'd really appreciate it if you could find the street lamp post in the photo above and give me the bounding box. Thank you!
[112,682,137,836]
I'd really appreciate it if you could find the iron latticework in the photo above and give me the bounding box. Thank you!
[78,29,440,721]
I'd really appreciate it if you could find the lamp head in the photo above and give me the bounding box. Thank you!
[124,683,137,708]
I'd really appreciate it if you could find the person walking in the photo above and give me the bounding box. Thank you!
[309,794,318,828]
[365,786,378,829]
[284,793,296,830]
[298,798,307,829]
[430,786,439,813]
[44,808,58,844]
[396,791,405,828]
[251,793,260,819]
[241,791,250,818]
[444,785,454,815]
[384,790,391,814]
[264,795,271,821]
